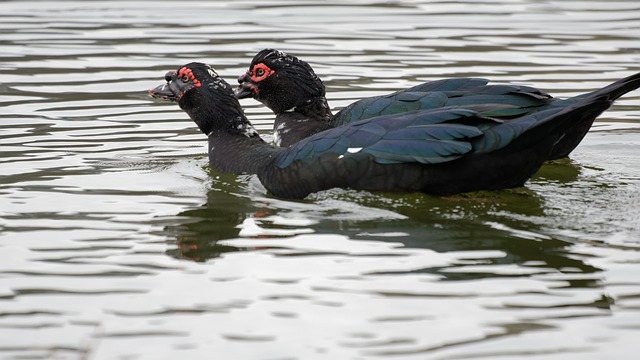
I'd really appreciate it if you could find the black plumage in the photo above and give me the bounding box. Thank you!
[236,49,619,159]
[151,62,640,200]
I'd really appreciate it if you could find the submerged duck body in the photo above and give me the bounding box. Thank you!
[151,62,640,199]
[236,49,624,159]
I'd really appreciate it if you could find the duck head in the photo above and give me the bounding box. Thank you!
[236,49,326,114]
[149,62,255,137]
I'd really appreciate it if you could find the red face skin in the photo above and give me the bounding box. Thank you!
[148,67,204,102]
[249,63,274,82]
[238,63,275,96]
[178,67,202,87]
[174,67,202,101]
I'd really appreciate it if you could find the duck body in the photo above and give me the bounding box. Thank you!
[236,49,629,160]
[151,62,640,200]
[268,78,551,147]
[259,104,598,199]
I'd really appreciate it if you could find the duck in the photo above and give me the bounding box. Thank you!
[149,62,640,200]
[236,49,621,159]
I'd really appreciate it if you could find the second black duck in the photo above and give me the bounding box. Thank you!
[236,48,632,160]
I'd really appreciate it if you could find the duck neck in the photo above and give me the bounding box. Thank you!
[284,96,333,123]
[182,91,280,174]
[206,130,279,175]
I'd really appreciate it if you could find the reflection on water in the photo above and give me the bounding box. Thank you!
[167,170,601,280]
[1,0,640,359]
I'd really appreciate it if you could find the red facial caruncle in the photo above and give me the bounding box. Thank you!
[178,67,202,88]
[173,67,201,101]
[249,63,274,82]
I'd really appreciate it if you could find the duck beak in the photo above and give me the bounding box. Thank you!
[235,72,256,99]
[149,70,183,101]
[149,82,177,101]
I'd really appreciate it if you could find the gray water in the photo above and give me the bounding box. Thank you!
[1,1,640,359]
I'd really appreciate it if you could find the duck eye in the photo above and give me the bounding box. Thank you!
[182,74,190,82]
[255,68,265,77]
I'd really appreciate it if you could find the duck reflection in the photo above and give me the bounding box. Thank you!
[163,174,271,262]
[164,159,599,284]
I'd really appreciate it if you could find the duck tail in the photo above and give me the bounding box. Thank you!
[475,73,640,157]
[543,72,640,159]
[578,71,640,103]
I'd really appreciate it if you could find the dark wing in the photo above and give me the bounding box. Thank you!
[332,80,554,126]
[332,78,489,126]
[331,92,450,126]
[402,78,490,92]
[275,107,489,168]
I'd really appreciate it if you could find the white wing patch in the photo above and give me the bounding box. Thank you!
[207,65,218,78]
[236,116,259,138]
[274,123,286,146]
[347,147,363,153]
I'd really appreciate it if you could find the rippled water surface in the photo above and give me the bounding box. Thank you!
[1,1,640,359]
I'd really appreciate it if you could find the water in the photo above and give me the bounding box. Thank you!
[1,0,640,359]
